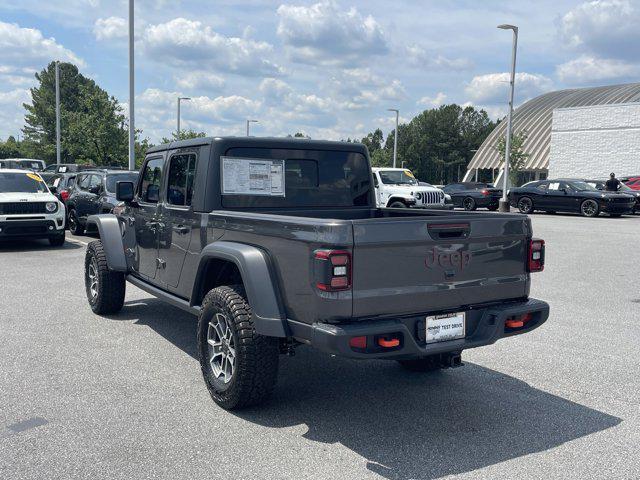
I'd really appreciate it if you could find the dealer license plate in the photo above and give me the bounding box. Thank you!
[426,312,465,344]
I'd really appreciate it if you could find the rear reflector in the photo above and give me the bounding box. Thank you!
[505,313,533,329]
[377,337,400,348]
[349,336,367,349]
[528,238,545,272]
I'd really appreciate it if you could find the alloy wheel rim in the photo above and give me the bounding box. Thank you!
[464,198,473,210]
[582,200,597,216]
[88,257,98,299]
[207,313,236,384]
[519,198,532,213]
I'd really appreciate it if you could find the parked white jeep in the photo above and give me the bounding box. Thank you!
[0,169,66,246]
[372,168,446,208]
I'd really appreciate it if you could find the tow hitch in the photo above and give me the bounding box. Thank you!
[441,352,464,368]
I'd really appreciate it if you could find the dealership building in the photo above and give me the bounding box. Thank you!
[464,82,640,185]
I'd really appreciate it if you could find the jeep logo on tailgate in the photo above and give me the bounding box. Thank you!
[425,247,471,271]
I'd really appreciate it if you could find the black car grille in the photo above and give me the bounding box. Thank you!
[0,202,48,215]
[609,197,633,204]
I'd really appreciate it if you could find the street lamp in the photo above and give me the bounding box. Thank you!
[388,108,399,168]
[246,119,258,136]
[177,97,191,138]
[497,23,518,212]
[55,61,61,165]
[128,0,135,170]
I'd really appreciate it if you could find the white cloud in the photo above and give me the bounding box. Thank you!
[406,45,473,70]
[465,72,554,104]
[0,89,31,139]
[142,18,283,76]
[417,92,447,108]
[276,1,388,65]
[0,21,83,68]
[260,78,335,126]
[556,55,640,84]
[559,0,640,61]
[326,68,406,110]
[175,71,225,92]
[93,16,127,41]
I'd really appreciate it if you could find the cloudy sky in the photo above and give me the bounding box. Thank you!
[0,0,638,143]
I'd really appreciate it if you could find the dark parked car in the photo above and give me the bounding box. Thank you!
[66,169,138,235]
[84,136,549,410]
[585,179,640,214]
[442,182,502,211]
[46,172,77,208]
[509,179,635,217]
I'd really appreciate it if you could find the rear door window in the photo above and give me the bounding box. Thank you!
[221,148,371,208]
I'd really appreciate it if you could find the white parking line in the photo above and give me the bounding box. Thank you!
[66,237,88,246]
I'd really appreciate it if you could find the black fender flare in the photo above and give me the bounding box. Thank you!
[86,214,128,272]
[192,241,288,338]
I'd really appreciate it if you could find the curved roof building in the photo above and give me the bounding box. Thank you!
[465,82,640,176]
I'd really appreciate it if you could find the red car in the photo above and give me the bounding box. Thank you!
[622,176,640,191]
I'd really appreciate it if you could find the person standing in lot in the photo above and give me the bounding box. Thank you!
[605,172,622,192]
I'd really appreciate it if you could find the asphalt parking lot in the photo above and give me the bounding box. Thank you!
[1,213,639,480]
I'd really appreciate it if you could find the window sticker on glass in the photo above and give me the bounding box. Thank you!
[221,157,285,196]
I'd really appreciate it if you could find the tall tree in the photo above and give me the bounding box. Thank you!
[161,129,207,144]
[22,62,130,166]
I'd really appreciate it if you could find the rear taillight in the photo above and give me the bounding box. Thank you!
[528,238,545,272]
[60,190,70,201]
[481,189,490,196]
[314,249,351,291]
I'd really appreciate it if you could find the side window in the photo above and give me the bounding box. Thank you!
[139,157,164,203]
[77,174,91,190]
[89,175,101,189]
[167,153,197,206]
[535,183,548,191]
[68,176,76,189]
[46,175,60,187]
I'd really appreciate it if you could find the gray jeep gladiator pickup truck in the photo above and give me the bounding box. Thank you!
[84,137,549,410]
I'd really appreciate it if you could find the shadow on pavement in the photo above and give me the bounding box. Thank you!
[116,298,621,480]
[0,238,81,252]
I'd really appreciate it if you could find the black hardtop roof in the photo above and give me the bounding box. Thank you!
[145,136,368,155]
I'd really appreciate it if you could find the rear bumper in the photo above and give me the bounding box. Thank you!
[288,298,549,360]
[0,219,64,239]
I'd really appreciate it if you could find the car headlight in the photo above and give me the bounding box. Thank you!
[46,202,58,213]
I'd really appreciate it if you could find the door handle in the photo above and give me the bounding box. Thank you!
[172,225,189,235]
[156,258,166,269]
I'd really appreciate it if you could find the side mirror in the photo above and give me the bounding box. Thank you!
[146,184,160,202]
[49,185,57,194]
[116,181,135,202]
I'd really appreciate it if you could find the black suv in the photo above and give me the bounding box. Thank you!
[66,169,138,235]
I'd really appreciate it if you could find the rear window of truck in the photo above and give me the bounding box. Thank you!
[221,148,371,208]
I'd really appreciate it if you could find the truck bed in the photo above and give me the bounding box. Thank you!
[203,207,532,325]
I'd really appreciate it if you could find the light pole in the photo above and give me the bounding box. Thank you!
[128,0,135,170]
[388,108,399,168]
[177,97,191,138]
[246,119,258,136]
[497,23,518,212]
[55,61,61,165]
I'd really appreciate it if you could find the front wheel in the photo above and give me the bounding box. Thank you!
[198,285,279,410]
[85,241,125,314]
[517,196,534,214]
[388,200,407,208]
[69,209,84,235]
[581,199,600,217]
[49,231,65,247]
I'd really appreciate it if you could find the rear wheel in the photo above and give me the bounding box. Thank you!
[580,199,600,217]
[517,196,534,214]
[68,209,84,235]
[197,285,279,410]
[388,200,407,208]
[85,241,125,314]
[462,197,477,211]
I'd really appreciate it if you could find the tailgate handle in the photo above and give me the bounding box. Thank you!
[428,223,470,239]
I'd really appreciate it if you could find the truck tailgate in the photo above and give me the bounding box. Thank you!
[351,215,531,318]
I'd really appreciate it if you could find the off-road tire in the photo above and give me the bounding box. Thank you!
[49,231,65,247]
[69,209,84,235]
[463,197,477,211]
[85,241,125,315]
[198,285,279,410]
[398,356,445,372]
[388,200,407,208]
